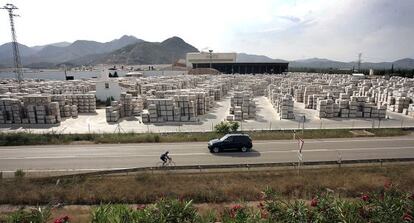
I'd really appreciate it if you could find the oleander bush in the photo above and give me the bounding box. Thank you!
[2,182,413,222]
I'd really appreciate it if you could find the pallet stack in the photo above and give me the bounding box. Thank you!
[229,91,256,120]
[119,93,133,117]
[303,86,320,106]
[106,101,120,122]
[294,87,305,103]
[278,95,295,119]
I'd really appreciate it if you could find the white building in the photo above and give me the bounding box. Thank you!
[95,69,127,101]
[186,52,236,67]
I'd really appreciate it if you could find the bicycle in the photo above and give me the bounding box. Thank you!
[156,158,176,168]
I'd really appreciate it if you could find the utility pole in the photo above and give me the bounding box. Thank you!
[1,3,23,87]
[209,49,213,69]
[357,53,362,72]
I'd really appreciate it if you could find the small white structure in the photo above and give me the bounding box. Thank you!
[95,69,126,101]
[369,69,374,76]
[125,71,144,77]
[352,73,366,79]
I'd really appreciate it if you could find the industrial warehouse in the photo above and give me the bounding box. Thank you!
[187,52,289,74]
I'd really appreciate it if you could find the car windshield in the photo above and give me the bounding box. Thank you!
[220,135,228,141]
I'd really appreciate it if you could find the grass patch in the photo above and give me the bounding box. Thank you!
[0,128,411,146]
[0,164,413,205]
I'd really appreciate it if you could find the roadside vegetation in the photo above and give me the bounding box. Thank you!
[0,164,413,205]
[1,178,413,222]
[0,128,410,146]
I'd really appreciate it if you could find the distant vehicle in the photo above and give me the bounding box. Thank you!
[208,134,253,153]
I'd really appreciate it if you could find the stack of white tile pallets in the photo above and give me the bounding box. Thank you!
[294,87,305,103]
[71,105,78,118]
[175,95,197,122]
[132,96,144,116]
[304,86,320,107]
[45,102,60,124]
[159,98,184,122]
[119,93,133,117]
[316,99,333,118]
[106,101,120,122]
[51,95,67,117]
[278,95,295,119]
[21,95,62,124]
[230,91,256,120]
[66,94,96,114]
[0,98,20,124]
[192,92,207,115]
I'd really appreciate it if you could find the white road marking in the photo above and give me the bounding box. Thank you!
[0,146,412,160]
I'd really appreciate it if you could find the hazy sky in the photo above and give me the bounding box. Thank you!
[0,0,413,62]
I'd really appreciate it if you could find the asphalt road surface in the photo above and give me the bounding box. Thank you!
[0,136,413,172]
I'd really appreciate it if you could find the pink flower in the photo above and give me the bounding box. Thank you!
[384,180,392,190]
[260,210,268,219]
[403,213,413,221]
[310,198,318,207]
[53,216,69,223]
[259,191,266,200]
[361,194,370,202]
[232,204,242,211]
[230,204,242,218]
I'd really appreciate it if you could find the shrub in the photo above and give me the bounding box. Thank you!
[7,206,51,223]
[91,199,200,223]
[229,121,240,132]
[214,121,239,134]
[214,121,231,134]
[14,169,25,178]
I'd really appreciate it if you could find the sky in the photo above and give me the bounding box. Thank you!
[0,0,413,62]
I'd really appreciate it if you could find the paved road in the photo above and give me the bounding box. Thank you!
[0,136,413,172]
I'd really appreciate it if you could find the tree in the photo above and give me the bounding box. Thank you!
[105,96,115,106]
[229,121,239,132]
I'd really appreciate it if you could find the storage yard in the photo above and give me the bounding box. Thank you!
[0,73,414,133]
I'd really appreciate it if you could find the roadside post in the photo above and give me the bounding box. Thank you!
[297,137,304,175]
[337,151,342,168]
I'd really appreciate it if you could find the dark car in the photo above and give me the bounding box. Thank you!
[208,134,253,153]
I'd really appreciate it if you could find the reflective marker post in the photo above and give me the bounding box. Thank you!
[297,137,304,175]
[337,151,342,168]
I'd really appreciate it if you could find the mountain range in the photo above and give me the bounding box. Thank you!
[0,35,413,70]
[237,54,414,70]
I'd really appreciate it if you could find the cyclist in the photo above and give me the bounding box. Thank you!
[160,151,171,166]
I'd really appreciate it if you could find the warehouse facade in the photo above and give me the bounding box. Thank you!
[192,62,289,74]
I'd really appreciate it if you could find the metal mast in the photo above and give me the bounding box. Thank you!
[1,3,23,85]
[357,53,362,72]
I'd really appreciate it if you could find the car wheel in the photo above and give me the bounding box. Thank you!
[241,147,248,152]
[212,147,220,153]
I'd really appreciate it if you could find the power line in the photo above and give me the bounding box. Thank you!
[1,3,23,87]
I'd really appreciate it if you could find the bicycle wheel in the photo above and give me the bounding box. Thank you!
[168,161,176,167]
[156,161,165,168]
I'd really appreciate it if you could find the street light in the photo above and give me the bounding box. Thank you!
[209,49,213,69]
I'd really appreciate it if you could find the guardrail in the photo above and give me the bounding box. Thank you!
[41,157,414,180]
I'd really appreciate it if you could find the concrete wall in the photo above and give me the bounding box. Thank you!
[143,70,188,76]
